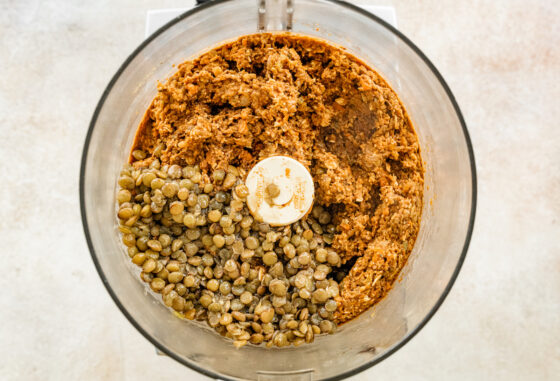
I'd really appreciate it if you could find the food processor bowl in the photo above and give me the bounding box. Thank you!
[80,0,476,379]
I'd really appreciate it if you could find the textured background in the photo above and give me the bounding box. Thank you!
[1,0,559,380]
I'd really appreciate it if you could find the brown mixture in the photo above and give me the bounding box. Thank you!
[131,33,423,324]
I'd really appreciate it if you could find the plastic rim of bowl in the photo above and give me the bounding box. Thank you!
[79,1,477,379]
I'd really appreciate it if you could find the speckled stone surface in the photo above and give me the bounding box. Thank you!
[0,1,558,380]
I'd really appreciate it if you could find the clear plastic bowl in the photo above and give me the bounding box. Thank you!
[80,1,476,380]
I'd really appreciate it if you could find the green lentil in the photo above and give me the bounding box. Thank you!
[206,279,219,292]
[177,188,189,200]
[212,169,226,182]
[117,189,132,204]
[235,184,249,198]
[150,178,165,189]
[283,243,296,258]
[183,213,196,228]
[262,252,278,266]
[222,173,237,189]
[315,248,328,263]
[219,215,233,228]
[208,209,222,222]
[245,236,259,250]
[213,235,226,248]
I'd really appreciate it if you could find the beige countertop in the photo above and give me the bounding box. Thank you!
[1,0,558,379]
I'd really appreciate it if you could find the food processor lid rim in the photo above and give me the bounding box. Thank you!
[79,1,477,380]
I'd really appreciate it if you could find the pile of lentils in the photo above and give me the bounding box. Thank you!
[116,151,345,348]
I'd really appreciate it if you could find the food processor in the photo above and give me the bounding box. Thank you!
[80,0,477,379]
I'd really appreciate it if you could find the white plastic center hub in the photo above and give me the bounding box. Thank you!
[245,156,314,226]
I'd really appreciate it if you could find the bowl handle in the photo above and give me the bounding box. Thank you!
[258,0,294,31]
[197,0,293,32]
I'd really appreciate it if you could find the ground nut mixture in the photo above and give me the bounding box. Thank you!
[119,33,423,346]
